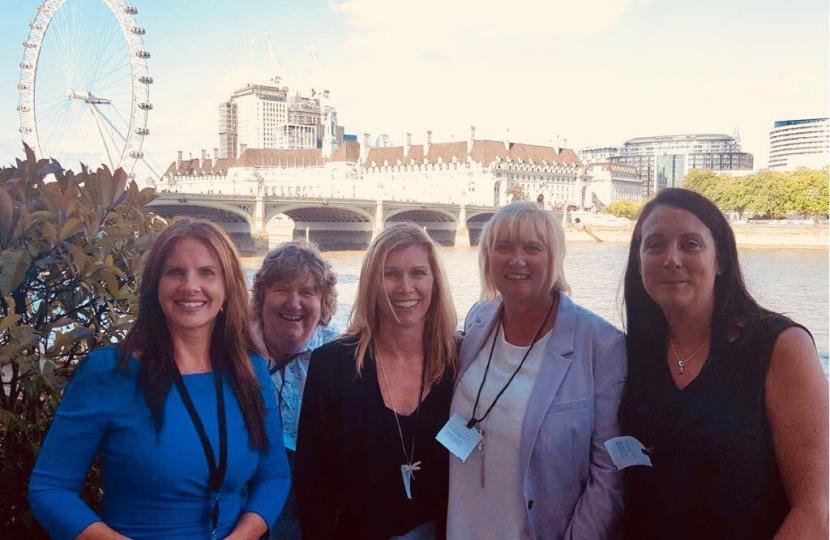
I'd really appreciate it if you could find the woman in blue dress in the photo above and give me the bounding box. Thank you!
[29,218,291,539]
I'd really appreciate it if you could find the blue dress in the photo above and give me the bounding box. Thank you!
[29,347,291,540]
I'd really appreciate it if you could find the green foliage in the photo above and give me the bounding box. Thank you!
[682,167,830,219]
[0,145,164,536]
[605,199,645,220]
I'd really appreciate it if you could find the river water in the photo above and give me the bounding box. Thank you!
[245,244,829,369]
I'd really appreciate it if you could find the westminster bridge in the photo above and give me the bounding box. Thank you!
[148,192,499,251]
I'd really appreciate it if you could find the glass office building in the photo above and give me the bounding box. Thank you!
[610,133,753,195]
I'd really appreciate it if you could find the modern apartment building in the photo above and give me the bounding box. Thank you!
[610,133,753,194]
[217,81,341,159]
[768,118,829,170]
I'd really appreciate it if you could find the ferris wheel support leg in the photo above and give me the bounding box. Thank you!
[87,104,116,171]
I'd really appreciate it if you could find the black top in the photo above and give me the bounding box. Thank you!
[295,337,453,540]
[620,315,804,540]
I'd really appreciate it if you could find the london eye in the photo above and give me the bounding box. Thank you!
[17,0,152,176]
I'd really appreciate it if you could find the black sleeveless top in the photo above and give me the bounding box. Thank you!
[620,315,803,540]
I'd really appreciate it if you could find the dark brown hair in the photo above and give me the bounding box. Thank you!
[623,188,769,358]
[120,218,267,450]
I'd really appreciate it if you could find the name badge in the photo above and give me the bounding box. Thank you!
[436,413,482,462]
[603,436,653,470]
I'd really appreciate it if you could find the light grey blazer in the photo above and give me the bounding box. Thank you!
[458,293,626,540]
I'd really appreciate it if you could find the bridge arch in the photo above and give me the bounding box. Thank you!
[147,200,259,253]
[263,203,374,251]
[265,203,374,225]
[465,211,495,245]
[147,200,255,232]
[385,209,459,246]
[384,208,458,225]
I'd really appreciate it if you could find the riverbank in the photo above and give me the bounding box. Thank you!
[565,223,829,249]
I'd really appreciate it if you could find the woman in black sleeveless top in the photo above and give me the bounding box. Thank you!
[620,189,827,539]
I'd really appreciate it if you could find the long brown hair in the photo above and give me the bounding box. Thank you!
[120,218,267,450]
[623,188,768,353]
[346,223,457,386]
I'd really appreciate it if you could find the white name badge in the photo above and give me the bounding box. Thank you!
[603,436,654,470]
[436,413,482,462]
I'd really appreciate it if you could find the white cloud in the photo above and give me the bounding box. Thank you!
[333,0,640,60]
[318,0,649,147]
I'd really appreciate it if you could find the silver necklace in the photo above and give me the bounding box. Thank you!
[669,338,708,375]
[377,354,425,500]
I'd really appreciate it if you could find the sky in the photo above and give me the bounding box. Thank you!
[0,0,827,183]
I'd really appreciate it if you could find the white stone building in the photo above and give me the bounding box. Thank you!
[157,127,584,209]
[582,162,643,208]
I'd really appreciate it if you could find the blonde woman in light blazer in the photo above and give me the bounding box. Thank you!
[447,201,627,540]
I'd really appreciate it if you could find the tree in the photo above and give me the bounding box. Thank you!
[605,199,644,220]
[682,167,829,219]
[0,146,164,536]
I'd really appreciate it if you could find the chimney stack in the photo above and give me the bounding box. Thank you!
[504,128,511,152]
[468,125,476,156]
[200,149,206,169]
[177,150,182,170]
[360,133,371,164]
[404,132,412,157]
[213,147,219,162]
[426,130,432,157]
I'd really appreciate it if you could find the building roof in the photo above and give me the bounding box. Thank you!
[236,148,324,167]
[426,141,468,164]
[365,146,404,167]
[624,133,736,145]
[470,140,509,164]
[163,158,226,177]
[508,143,581,166]
[330,140,360,162]
[164,136,583,176]
[405,144,425,162]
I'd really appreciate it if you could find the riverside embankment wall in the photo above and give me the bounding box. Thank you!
[565,223,829,249]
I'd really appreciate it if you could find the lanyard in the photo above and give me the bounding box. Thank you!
[174,369,227,540]
[268,351,304,419]
[466,294,557,430]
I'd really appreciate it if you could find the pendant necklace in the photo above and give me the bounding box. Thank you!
[669,337,708,375]
[377,353,426,501]
[466,293,557,488]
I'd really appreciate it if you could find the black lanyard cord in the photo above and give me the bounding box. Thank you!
[467,294,557,430]
[268,352,304,426]
[174,368,227,538]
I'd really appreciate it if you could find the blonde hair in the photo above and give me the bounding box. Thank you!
[478,201,570,300]
[346,223,457,385]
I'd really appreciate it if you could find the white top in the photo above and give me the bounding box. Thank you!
[447,324,551,540]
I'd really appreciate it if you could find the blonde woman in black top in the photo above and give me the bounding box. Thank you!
[295,223,458,539]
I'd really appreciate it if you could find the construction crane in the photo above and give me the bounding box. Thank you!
[264,33,284,84]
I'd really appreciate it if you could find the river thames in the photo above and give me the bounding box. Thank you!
[245,243,829,368]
